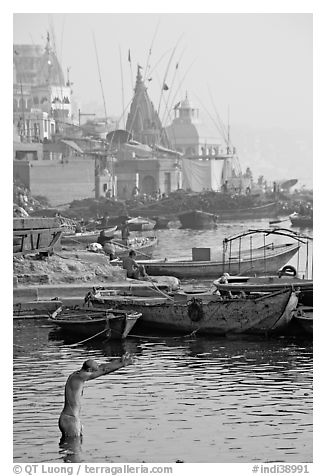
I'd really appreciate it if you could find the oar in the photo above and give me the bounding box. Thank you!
[269,218,289,225]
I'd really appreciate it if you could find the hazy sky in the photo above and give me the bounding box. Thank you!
[13,13,312,132]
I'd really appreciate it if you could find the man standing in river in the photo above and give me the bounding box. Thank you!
[59,353,133,440]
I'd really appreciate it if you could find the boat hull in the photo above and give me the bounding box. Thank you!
[90,288,298,336]
[290,214,313,228]
[178,210,217,229]
[114,236,158,260]
[178,203,278,228]
[61,227,117,246]
[292,306,313,335]
[213,276,313,306]
[49,307,140,339]
[140,243,300,278]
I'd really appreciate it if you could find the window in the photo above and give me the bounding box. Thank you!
[44,120,48,133]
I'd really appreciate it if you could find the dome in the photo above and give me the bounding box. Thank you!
[180,92,194,109]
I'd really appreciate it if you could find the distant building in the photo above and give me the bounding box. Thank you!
[109,67,181,199]
[165,93,221,156]
[13,34,74,149]
[165,93,246,193]
[126,66,170,148]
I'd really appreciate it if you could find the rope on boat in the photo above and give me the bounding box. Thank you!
[62,328,109,347]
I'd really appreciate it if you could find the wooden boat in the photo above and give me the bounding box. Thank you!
[49,306,141,339]
[139,243,300,278]
[112,236,158,260]
[13,217,63,256]
[126,216,156,231]
[290,213,313,228]
[217,202,278,220]
[212,273,313,306]
[13,300,62,319]
[139,228,310,279]
[178,203,278,228]
[292,306,313,335]
[87,287,298,336]
[153,216,171,229]
[61,227,117,246]
[178,210,218,229]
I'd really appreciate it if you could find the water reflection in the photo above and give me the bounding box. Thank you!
[14,319,312,463]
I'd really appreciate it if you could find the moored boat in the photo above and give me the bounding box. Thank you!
[87,287,298,336]
[112,235,158,259]
[178,209,217,229]
[212,272,313,306]
[292,306,313,335]
[139,227,309,279]
[139,243,300,278]
[178,203,279,229]
[49,306,141,339]
[61,227,117,246]
[217,202,278,220]
[153,216,171,229]
[126,216,156,231]
[289,212,313,228]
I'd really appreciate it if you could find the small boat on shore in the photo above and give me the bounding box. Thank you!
[290,212,313,228]
[49,306,141,339]
[87,286,298,336]
[61,227,117,246]
[13,217,63,256]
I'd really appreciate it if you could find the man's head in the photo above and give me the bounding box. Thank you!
[81,359,99,372]
[129,250,136,258]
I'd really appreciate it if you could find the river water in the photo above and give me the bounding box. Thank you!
[13,218,313,463]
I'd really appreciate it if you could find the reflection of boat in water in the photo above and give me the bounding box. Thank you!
[87,286,298,336]
[49,306,141,339]
[290,212,313,228]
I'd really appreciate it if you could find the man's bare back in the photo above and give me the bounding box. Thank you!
[59,354,132,439]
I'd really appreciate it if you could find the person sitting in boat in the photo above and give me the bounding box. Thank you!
[122,249,148,280]
[59,354,133,440]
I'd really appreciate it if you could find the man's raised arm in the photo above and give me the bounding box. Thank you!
[85,353,133,381]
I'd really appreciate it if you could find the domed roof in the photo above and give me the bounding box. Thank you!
[180,92,194,109]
